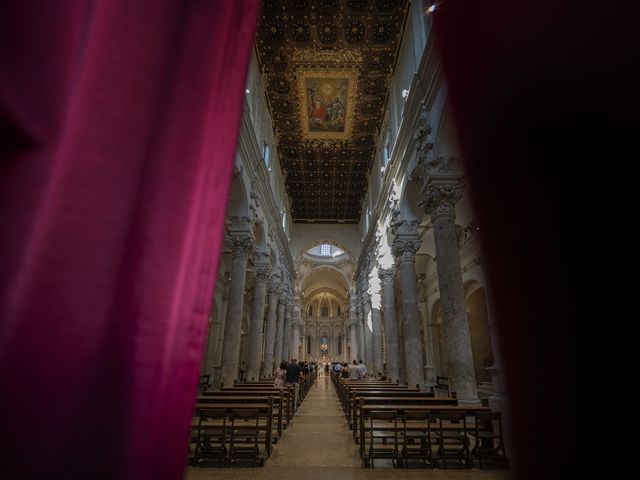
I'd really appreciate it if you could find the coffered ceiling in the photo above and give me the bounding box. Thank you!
[256,0,410,223]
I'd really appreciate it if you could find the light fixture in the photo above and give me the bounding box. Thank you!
[245,89,250,94]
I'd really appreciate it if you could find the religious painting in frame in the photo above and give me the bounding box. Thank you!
[297,69,358,140]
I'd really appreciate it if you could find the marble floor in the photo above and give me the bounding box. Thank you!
[184,375,510,480]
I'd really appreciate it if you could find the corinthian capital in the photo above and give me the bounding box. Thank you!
[378,267,396,285]
[392,238,421,265]
[420,182,464,221]
[226,234,255,260]
[253,264,271,283]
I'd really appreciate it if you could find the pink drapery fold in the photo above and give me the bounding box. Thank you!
[0,1,262,478]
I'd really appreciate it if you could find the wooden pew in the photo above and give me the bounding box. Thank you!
[191,400,274,458]
[216,387,294,427]
[197,394,284,441]
[357,402,490,464]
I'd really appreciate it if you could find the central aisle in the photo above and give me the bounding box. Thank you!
[185,375,508,480]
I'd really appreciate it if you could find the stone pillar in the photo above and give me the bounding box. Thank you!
[245,252,270,382]
[283,299,292,361]
[261,274,281,377]
[220,227,254,387]
[392,233,425,389]
[349,322,358,363]
[418,278,436,387]
[356,295,365,363]
[379,267,400,383]
[349,292,359,362]
[274,290,287,368]
[291,295,301,360]
[370,305,383,377]
[362,291,374,372]
[212,278,230,387]
[421,156,479,405]
[291,320,301,361]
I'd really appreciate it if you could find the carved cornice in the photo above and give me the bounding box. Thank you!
[237,104,295,276]
[228,215,252,233]
[354,27,443,282]
[253,249,271,265]
[391,218,420,237]
[458,222,479,249]
[413,101,433,166]
[392,238,421,265]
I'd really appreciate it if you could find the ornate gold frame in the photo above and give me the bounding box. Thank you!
[297,68,358,140]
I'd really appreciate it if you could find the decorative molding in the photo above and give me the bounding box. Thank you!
[458,222,479,249]
[227,215,252,233]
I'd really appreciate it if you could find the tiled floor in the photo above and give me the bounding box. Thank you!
[184,375,510,480]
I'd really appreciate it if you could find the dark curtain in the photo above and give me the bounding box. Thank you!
[434,0,636,477]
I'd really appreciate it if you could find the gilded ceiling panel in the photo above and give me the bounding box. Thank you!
[256,0,410,222]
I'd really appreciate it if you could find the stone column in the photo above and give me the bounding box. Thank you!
[379,267,400,383]
[261,274,281,377]
[357,294,367,365]
[421,156,479,405]
[392,233,425,389]
[362,291,374,372]
[349,292,359,362]
[274,289,287,368]
[212,278,230,387]
[220,227,254,387]
[418,278,436,387]
[370,305,383,377]
[291,320,301,361]
[291,296,301,360]
[283,299,292,361]
[246,252,270,382]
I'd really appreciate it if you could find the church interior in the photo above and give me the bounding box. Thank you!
[3,0,599,479]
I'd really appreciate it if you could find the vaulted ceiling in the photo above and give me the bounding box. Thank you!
[256,0,410,223]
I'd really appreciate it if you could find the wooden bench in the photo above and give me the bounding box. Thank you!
[191,401,274,458]
[357,403,491,465]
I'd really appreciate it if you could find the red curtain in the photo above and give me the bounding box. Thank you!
[0,1,261,478]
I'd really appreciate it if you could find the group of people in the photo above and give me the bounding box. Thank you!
[322,360,368,379]
[273,359,316,407]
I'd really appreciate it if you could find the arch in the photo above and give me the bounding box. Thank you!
[300,265,350,292]
[303,286,347,310]
[464,279,484,301]
[296,238,356,264]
